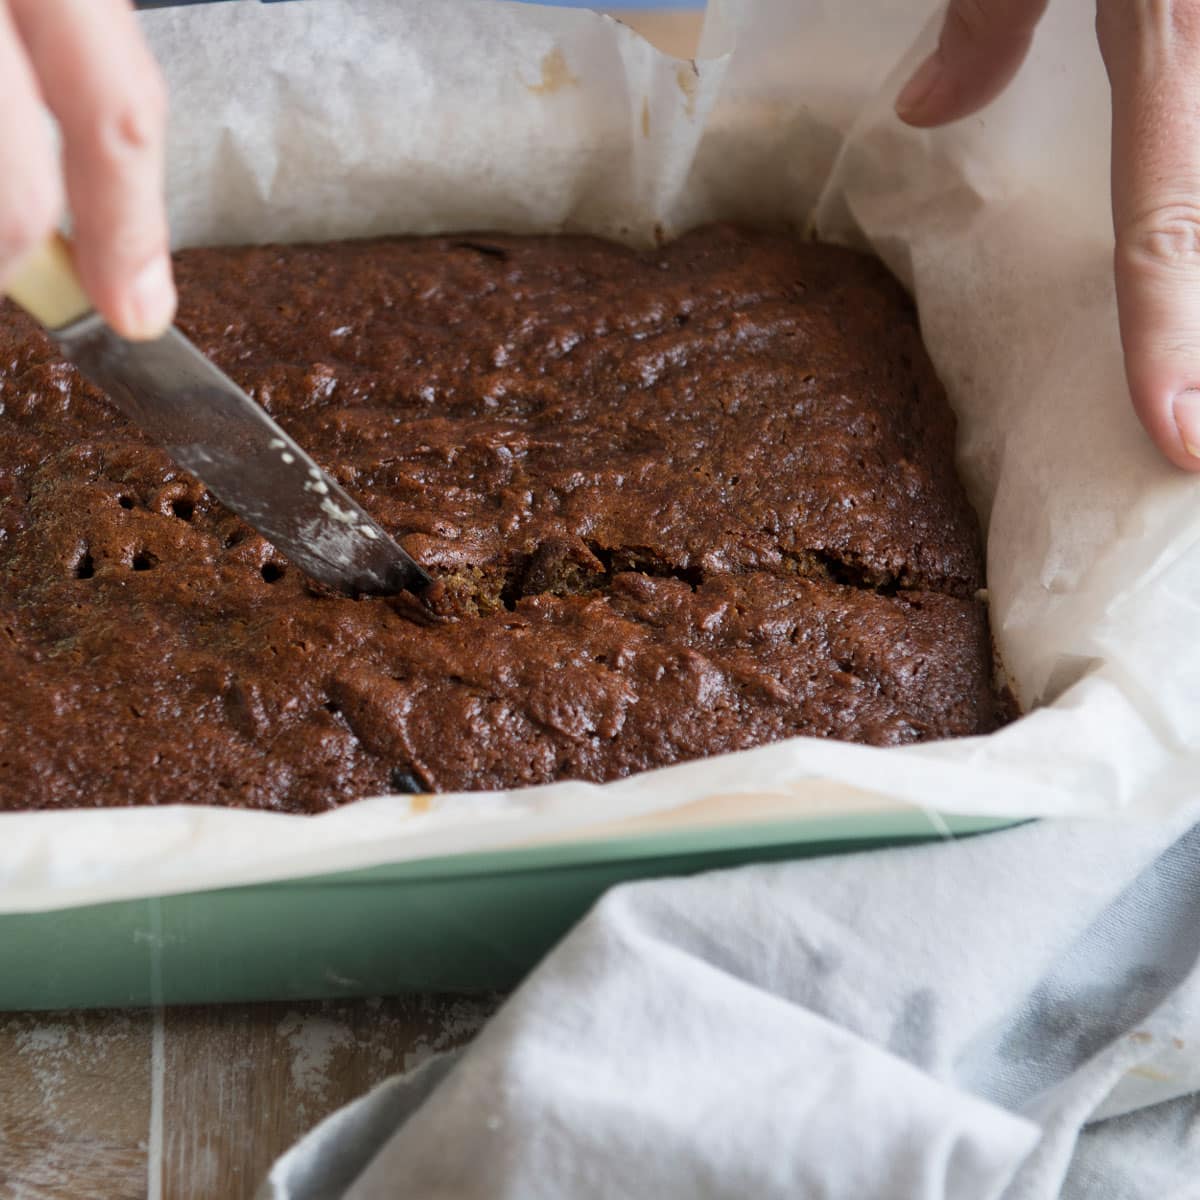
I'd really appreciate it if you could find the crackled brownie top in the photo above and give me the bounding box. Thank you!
[0,225,1000,811]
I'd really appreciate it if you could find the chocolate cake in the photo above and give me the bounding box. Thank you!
[0,225,1004,811]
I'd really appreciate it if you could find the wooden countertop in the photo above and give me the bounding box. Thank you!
[0,996,500,1199]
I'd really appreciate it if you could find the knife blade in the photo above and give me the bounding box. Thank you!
[7,236,432,598]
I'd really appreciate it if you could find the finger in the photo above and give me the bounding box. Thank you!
[1098,0,1200,470]
[10,0,174,340]
[0,1,62,289]
[896,0,1050,128]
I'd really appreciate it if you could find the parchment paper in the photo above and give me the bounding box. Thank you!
[3,0,1196,913]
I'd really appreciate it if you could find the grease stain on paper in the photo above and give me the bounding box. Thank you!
[526,48,578,95]
[676,61,698,116]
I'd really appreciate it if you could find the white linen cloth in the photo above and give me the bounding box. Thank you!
[260,806,1200,1198]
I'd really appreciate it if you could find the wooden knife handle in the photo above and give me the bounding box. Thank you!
[6,232,92,330]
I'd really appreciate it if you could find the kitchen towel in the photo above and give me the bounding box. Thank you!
[259,805,1200,1199]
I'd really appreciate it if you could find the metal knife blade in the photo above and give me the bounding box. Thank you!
[52,312,432,597]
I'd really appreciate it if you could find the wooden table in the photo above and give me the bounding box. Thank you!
[0,11,703,1198]
[0,995,501,1199]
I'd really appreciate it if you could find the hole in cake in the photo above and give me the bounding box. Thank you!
[74,552,95,580]
[491,540,707,607]
[132,551,158,572]
[809,550,901,596]
[224,528,247,549]
[452,240,509,261]
[117,495,135,510]
[674,312,690,326]
[322,700,341,715]
[171,499,195,521]
[261,562,285,584]
[595,544,704,590]
[498,569,525,612]
[388,767,427,794]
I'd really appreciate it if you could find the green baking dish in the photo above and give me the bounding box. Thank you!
[0,808,1017,1010]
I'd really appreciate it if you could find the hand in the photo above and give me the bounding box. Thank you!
[896,0,1200,472]
[0,0,174,340]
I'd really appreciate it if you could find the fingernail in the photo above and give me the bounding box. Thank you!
[1173,391,1200,458]
[123,255,176,340]
[895,52,942,123]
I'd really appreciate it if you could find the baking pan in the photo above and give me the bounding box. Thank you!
[0,1,1024,1012]
[2,810,1016,1010]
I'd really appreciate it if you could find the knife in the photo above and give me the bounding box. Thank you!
[6,234,432,598]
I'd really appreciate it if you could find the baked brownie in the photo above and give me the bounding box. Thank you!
[0,225,1003,811]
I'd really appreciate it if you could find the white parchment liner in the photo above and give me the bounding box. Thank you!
[3,0,1196,913]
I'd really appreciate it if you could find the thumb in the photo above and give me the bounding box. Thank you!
[1098,0,1200,471]
[896,0,1050,128]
